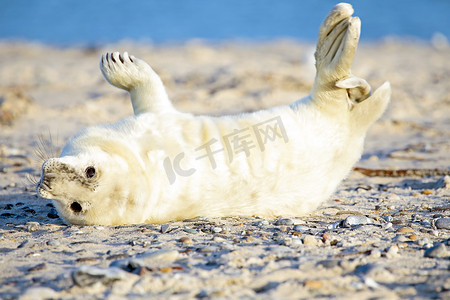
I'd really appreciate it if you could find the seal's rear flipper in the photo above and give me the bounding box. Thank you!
[100,52,174,115]
[311,3,365,105]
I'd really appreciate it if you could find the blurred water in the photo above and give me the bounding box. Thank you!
[0,0,449,45]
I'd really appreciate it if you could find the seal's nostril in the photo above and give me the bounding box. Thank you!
[70,202,82,213]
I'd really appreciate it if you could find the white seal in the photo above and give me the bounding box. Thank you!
[37,3,391,225]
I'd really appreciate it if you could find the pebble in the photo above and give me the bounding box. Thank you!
[211,226,223,233]
[275,218,294,226]
[318,260,340,269]
[434,175,450,189]
[383,216,393,222]
[72,265,128,287]
[369,249,382,259]
[199,246,219,253]
[19,287,57,300]
[408,234,418,241]
[160,224,170,233]
[303,235,319,246]
[183,226,197,234]
[46,240,61,247]
[343,215,374,227]
[255,220,269,227]
[424,243,449,258]
[138,249,179,262]
[385,245,399,258]
[304,279,323,289]
[383,222,393,229]
[397,227,414,233]
[293,225,309,232]
[179,237,193,244]
[327,221,340,230]
[435,218,450,230]
[26,222,40,232]
[387,193,401,201]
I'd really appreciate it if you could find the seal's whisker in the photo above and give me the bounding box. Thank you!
[34,131,61,164]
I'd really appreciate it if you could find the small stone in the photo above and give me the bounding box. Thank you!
[160,224,170,233]
[255,220,269,227]
[343,215,373,227]
[129,240,139,246]
[397,242,408,249]
[383,216,393,222]
[25,222,40,232]
[199,246,219,253]
[279,225,288,232]
[397,227,414,233]
[304,279,322,289]
[138,249,179,262]
[430,230,439,237]
[318,260,340,269]
[72,266,128,287]
[28,263,46,272]
[421,220,431,226]
[183,227,197,234]
[290,237,302,247]
[387,193,401,201]
[275,218,294,226]
[293,225,309,232]
[19,287,57,300]
[281,237,292,246]
[46,240,60,247]
[383,222,393,229]
[303,235,319,246]
[327,222,340,230]
[435,218,450,230]
[424,243,449,258]
[369,249,381,258]
[179,237,193,244]
[434,175,450,189]
[364,277,380,289]
[409,234,418,241]
[160,267,172,273]
[386,245,399,258]
[322,233,331,243]
[394,235,409,243]
[211,226,223,233]
[421,189,433,195]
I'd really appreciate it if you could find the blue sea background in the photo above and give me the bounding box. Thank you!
[0,0,449,45]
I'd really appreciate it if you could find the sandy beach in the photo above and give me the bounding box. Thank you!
[0,40,449,299]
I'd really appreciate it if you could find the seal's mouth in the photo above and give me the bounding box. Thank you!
[36,179,52,198]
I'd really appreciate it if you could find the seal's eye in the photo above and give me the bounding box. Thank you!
[85,166,96,179]
[70,202,82,213]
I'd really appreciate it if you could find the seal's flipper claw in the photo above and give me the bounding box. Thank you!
[100,52,175,115]
[316,3,354,54]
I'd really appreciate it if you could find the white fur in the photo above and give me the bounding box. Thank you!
[37,3,390,225]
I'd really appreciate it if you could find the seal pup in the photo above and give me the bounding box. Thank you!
[37,3,391,225]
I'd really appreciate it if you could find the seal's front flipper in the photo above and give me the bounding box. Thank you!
[100,52,174,115]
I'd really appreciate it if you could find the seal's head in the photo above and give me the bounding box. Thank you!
[36,126,151,225]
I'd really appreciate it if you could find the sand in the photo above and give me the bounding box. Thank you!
[0,39,449,299]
